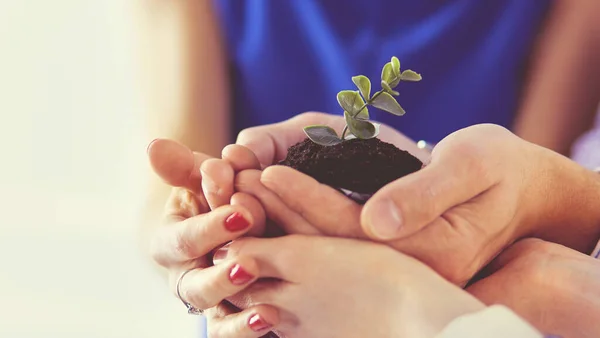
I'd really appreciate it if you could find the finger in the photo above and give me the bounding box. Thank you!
[176,256,260,311]
[260,165,365,239]
[222,144,262,171]
[236,112,345,167]
[208,304,280,338]
[164,187,208,221]
[235,169,322,236]
[213,236,311,283]
[200,158,235,210]
[153,205,254,265]
[230,192,267,237]
[361,146,498,241]
[147,138,209,195]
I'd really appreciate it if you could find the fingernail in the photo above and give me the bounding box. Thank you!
[212,243,231,265]
[229,264,254,285]
[146,138,158,154]
[368,199,403,240]
[248,314,272,332]
[224,212,250,232]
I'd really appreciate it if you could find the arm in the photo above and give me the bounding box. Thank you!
[135,0,230,257]
[513,0,600,156]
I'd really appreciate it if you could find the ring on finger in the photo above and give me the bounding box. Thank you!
[176,268,204,315]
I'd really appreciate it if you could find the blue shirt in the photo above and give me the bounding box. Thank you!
[213,0,551,143]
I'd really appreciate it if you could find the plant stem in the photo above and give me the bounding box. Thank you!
[341,126,348,139]
[342,90,384,140]
[352,90,382,119]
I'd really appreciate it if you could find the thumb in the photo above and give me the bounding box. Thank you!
[361,149,496,241]
[147,138,211,194]
[235,112,345,167]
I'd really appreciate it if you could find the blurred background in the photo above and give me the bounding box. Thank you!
[0,1,197,337]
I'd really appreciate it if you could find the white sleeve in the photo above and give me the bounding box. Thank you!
[435,305,544,338]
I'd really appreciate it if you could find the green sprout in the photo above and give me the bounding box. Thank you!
[303,56,422,146]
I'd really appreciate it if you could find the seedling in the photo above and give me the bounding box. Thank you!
[303,56,421,146]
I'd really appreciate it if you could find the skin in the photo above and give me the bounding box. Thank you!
[209,235,486,338]
[137,0,229,261]
[467,238,600,338]
[147,113,600,336]
[513,0,600,155]
[235,124,600,284]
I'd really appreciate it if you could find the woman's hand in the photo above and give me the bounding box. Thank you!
[467,238,600,338]
[146,139,268,317]
[209,235,485,338]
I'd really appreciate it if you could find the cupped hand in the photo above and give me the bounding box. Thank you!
[146,138,268,320]
[238,124,600,285]
[210,234,484,338]
[467,238,600,338]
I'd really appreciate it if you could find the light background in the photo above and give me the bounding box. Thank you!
[0,0,198,337]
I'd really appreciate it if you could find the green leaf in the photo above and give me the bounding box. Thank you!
[381,62,394,84]
[381,80,399,95]
[381,80,392,93]
[391,56,400,76]
[351,75,371,101]
[400,69,422,82]
[382,62,401,88]
[337,90,369,119]
[303,125,342,146]
[344,111,379,139]
[371,92,406,116]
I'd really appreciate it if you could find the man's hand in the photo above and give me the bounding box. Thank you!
[467,238,600,338]
[237,124,600,285]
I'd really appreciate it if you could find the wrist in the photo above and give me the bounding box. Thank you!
[528,150,600,253]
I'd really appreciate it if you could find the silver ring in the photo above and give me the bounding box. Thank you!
[176,268,204,315]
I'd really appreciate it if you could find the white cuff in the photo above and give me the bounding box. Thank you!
[436,305,543,338]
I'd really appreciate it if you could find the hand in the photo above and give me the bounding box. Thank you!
[239,124,600,285]
[210,235,485,338]
[146,112,427,335]
[146,138,268,320]
[467,238,600,338]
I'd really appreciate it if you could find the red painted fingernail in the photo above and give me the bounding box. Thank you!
[224,212,250,232]
[248,314,272,332]
[229,264,254,285]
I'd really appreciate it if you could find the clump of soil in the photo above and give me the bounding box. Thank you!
[279,138,423,195]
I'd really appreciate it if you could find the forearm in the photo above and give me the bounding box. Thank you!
[513,0,600,156]
[136,0,231,157]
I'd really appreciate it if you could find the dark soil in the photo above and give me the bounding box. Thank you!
[279,138,423,195]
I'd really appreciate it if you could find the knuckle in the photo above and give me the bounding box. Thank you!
[175,220,206,259]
